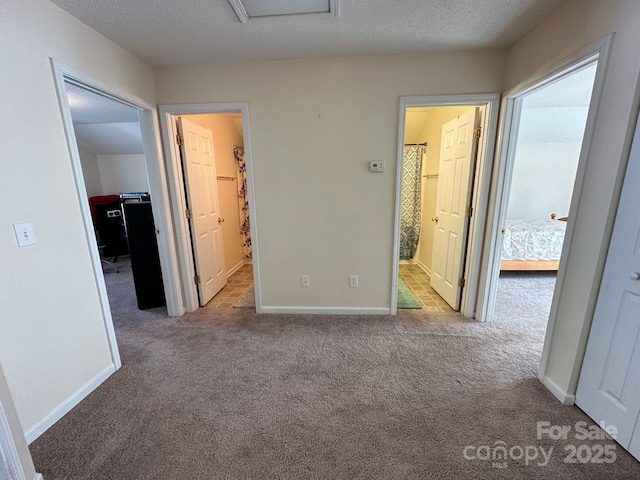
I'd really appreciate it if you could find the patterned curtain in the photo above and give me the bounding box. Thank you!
[400,147,423,259]
[234,147,252,259]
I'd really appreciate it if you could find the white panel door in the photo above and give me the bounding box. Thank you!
[431,108,479,310]
[178,117,227,306]
[576,114,640,460]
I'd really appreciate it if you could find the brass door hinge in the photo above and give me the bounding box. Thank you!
[185,209,193,219]
[465,207,473,218]
[176,134,184,146]
[474,127,482,139]
[194,275,201,284]
[458,278,466,287]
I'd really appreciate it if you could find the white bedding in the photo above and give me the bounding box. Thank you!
[502,219,566,261]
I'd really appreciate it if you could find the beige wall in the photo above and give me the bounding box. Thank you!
[506,0,640,397]
[187,114,246,275]
[154,51,505,308]
[0,0,156,436]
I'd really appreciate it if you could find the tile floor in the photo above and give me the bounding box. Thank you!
[399,264,454,312]
[206,264,254,308]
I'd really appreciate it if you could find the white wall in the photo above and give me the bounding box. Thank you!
[154,51,505,309]
[0,0,156,439]
[506,0,640,398]
[97,154,150,194]
[507,142,581,220]
[187,114,246,275]
[77,143,103,197]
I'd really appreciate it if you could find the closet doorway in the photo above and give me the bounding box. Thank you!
[393,95,500,316]
[178,113,254,309]
[159,103,260,313]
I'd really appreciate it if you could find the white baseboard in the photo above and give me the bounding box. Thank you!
[415,260,431,277]
[25,364,116,444]
[540,373,575,406]
[226,260,245,278]
[260,306,391,315]
[35,474,44,480]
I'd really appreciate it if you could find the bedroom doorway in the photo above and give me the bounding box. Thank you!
[492,62,598,333]
[393,94,501,316]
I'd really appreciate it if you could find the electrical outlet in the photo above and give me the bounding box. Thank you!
[301,275,310,287]
[349,275,359,288]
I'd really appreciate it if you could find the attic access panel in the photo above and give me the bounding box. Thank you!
[229,0,339,23]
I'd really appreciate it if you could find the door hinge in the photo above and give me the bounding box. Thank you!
[185,209,193,219]
[176,134,184,146]
[458,278,466,287]
[474,127,482,139]
[465,207,473,218]
[194,275,201,284]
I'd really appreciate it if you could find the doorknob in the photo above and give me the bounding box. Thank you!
[630,272,640,280]
[218,217,225,224]
[432,216,439,223]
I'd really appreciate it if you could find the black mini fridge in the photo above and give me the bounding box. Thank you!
[123,201,166,310]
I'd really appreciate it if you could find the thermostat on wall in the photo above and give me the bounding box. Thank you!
[370,160,385,173]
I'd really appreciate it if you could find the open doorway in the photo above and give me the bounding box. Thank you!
[393,95,500,316]
[177,114,254,309]
[492,63,598,332]
[398,106,481,312]
[65,81,167,319]
[159,103,259,314]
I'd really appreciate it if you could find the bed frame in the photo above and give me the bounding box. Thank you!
[500,213,567,271]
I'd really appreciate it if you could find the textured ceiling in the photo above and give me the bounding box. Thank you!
[66,83,139,124]
[66,83,143,155]
[50,0,567,66]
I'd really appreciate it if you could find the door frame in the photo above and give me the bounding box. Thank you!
[159,103,261,313]
[50,60,185,368]
[392,94,500,316]
[475,35,613,400]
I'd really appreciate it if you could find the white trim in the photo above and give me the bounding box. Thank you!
[475,35,613,404]
[159,103,263,314]
[0,400,27,480]
[25,364,115,444]
[476,35,612,328]
[540,372,576,406]
[260,306,390,315]
[392,94,500,317]
[50,60,184,323]
[34,475,44,480]
[226,260,245,278]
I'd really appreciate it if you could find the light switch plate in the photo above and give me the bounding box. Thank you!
[13,223,36,247]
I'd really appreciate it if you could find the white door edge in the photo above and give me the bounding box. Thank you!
[159,103,262,314]
[392,94,500,317]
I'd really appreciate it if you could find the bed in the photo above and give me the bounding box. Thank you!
[500,215,567,271]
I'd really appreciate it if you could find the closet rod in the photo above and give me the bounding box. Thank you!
[423,174,439,179]
[404,142,428,147]
[217,175,237,181]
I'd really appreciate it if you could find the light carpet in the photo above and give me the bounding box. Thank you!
[29,269,640,479]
